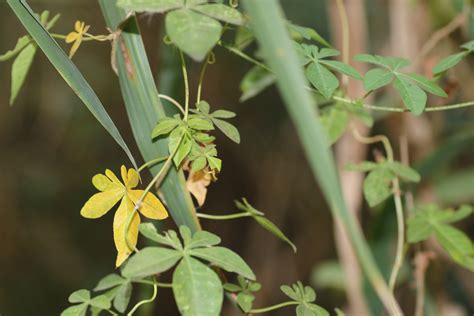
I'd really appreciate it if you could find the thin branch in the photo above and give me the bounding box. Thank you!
[158,94,185,115]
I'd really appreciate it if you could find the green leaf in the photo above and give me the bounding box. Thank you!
[212,109,236,118]
[213,118,241,143]
[113,282,132,313]
[385,161,420,182]
[190,246,256,280]
[432,52,466,75]
[166,8,222,61]
[7,0,138,169]
[188,230,221,248]
[281,285,299,301]
[188,117,214,130]
[174,135,192,166]
[89,295,111,309]
[393,77,427,115]
[320,105,349,145]
[152,117,181,138]
[122,247,182,278]
[191,156,207,172]
[254,215,297,253]
[139,223,182,249]
[193,4,244,25]
[237,292,255,313]
[287,23,332,48]
[461,40,474,51]
[435,225,473,269]
[0,35,31,61]
[296,304,330,316]
[169,126,185,155]
[319,60,362,80]
[306,62,339,99]
[363,68,394,91]
[354,54,391,69]
[69,290,90,303]
[60,303,88,316]
[94,274,125,291]
[240,66,275,102]
[172,256,223,316]
[345,161,378,172]
[117,0,184,12]
[10,43,36,105]
[363,168,394,207]
[207,156,222,171]
[196,100,210,114]
[317,48,340,59]
[401,73,447,97]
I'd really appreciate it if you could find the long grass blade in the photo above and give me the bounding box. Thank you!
[7,0,137,169]
[99,0,201,231]
[241,1,402,314]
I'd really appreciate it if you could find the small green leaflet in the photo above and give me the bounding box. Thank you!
[223,276,261,312]
[193,100,241,143]
[408,204,473,271]
[347,160,420,207]
[93,274,132,313]
[393,76,427,115]
[433,41,474,76]
[287,22,332,48]
[118,0,244,61]
[281,282,329,316]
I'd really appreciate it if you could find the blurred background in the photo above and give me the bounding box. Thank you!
[0,0,473,315]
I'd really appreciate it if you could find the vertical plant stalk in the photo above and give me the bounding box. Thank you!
[100,0,201,232]
[329,0,371,314]
[242,0,402,314]
[351,130,406,293]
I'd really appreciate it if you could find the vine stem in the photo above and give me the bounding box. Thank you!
[197,54,213,103]
[179,50,190,121]
[196,212,253,220]
[138,156,169,173]
[124,135,184,252]
[127,279,158,316]
[158,94,185,115]
[249,301,299,313]
[221,43,474,113]
[351,128,405,294]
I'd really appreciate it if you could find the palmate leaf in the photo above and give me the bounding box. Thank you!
[306,62,339,98]
[407,204,473,271]
[173,256,223,316]
[7,0,137,169]
[363,168,394,207]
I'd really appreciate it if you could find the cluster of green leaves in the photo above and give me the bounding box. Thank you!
[295,43,362,99]
[152,100,239,172]
[61,289,111,316]
[238,22,332,102]
[355,54,447,115]
[408,204,473,271]
[346,160,420,207]
[433,40,474,76]
[0,10,59,105]
[280,282,329,316]
[124,224,255,314]
[117,0,245,61]
[235,198,297,252]
[224,276,261,312]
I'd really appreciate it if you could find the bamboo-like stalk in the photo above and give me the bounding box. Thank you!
[241,1,402,314]
[99,0,201,232]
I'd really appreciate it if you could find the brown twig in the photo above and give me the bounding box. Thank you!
[414,251,436,316]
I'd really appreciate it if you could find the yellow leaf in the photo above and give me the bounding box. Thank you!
[74,20,83,32]
[105,169,122,186]
[127,168,139,188]
[113,197,140,267]
[80,189,124,219]
[128,189,169,220]
[65,32,78,44]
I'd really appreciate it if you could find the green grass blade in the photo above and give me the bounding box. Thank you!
[99,0,201,232]
[7,0,137,169]
[241,1,401,314]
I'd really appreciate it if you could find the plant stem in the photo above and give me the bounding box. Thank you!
[158,94,186,115]
[351,128,405,294]
[196,54,211,103]
[138,156,169,173]
[196,212,253,220]
[124,135,184,252]
[179,50,190,121]
[220,42,272,72]
[127,279,158,316]
[249,301,299,313]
